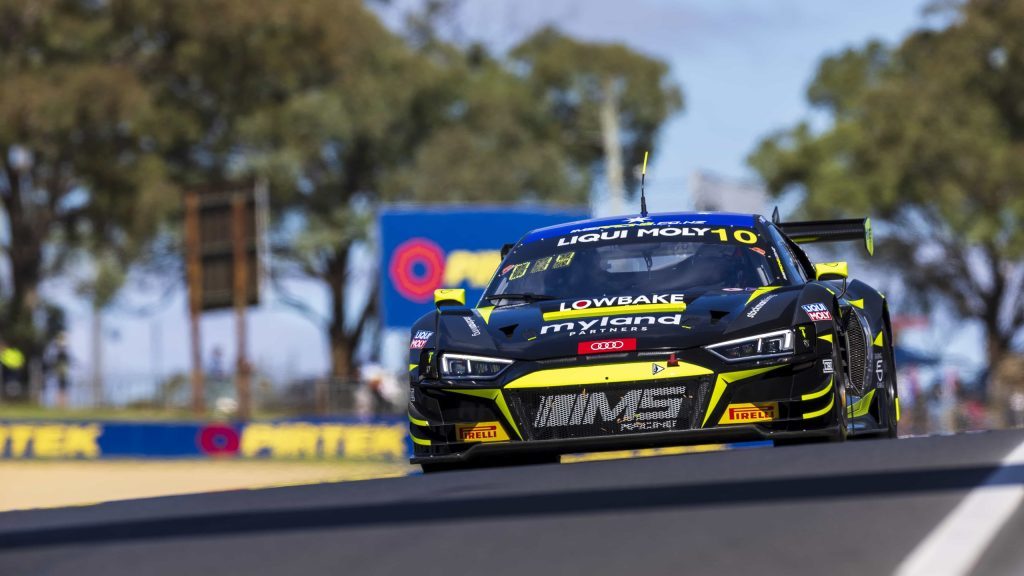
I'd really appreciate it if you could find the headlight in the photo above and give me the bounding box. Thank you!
[440,354,513,379]
[705,329,795,362]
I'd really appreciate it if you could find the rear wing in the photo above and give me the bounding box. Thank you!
[778,217,874,256]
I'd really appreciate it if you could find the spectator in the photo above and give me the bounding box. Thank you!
[0,337,27,399]
[46,332,72,408]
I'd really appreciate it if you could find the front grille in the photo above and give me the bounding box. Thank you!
[507,378,709,441]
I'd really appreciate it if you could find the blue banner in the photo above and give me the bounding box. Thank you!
[0,418,410,460]
[379,204,589,328]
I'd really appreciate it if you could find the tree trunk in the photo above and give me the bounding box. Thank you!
[91,307,104,407]
[599,75,625,215]
[2,162,46,383]
[327,248,354,380]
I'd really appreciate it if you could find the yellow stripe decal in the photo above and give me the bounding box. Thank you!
[409,414,428,427]
[802,395,835,420]
[476,306,495,324]
[449,389,522,440]
[847,389,875,418]
[895,397,901,422]
[542,302,686,321]
[409,363,418,371]
[849,298,864,309]
[507,361,712,389]
[873,331,884,347]
[801,376,833,401]
[818,334,833,344]
[410,433,431,446]
[746,286,780,305]
[702,365,784,427]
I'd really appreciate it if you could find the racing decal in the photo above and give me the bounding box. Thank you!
[456,422,510,443]
[500,264,514,275]
[509,262,530,280]
[577,337,637,355]
[746,294,775,319]
[544,294,686,321]
[801,303,833,321]
[410,330,433,349]
[531,256,553,273]
[463,316,482,337]
[540,314,685,336]
[718,402,778,425]
[532,387,686,432]
[651,363,665,375]
[822,359,834,374]
[553,252,575,268]
[749,246,766,256]
[558,227,733,246]
[875,359,884,386]
[771,246,787,278]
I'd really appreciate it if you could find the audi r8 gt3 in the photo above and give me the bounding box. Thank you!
[407,212,899,472]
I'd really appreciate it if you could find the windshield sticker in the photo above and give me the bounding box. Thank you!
[771,246,787,279]
[531,256,552,273]
[553,252,575,269]
[749,246,766,256]
[509,262,530,280]
[500,264,515,276]
[555,226,761,247]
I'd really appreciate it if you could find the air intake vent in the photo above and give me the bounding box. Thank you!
[844,309,868,395]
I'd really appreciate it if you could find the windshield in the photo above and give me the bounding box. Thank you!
[484,224,784,303]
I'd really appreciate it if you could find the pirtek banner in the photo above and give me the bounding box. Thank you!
[379,204,589,328]
[0,418,409,460]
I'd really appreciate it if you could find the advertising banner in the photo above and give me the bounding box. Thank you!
[379,205,589,328]
[0,418,410,461]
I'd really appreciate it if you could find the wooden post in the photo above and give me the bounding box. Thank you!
[184,190,205,415]
[232,191,252,421]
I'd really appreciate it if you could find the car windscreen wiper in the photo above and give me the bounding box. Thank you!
[481,293,558,304]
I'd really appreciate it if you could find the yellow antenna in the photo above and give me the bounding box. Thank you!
[640,151,650,217]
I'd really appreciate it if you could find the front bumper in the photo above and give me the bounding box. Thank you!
[410,424,840,465]
[410,343,839,464]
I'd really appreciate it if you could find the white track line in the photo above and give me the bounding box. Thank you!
[895,437,1024,576]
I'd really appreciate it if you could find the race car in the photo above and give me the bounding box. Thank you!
[407,211,898,472]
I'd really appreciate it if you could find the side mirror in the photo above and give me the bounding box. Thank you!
[500,243,515,259]
[814,261,848,281]
[434,288,466,308]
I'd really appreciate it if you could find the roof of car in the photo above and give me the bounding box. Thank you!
[519,212,760,244]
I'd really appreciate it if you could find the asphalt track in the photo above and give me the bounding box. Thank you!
[1,430,1023,576]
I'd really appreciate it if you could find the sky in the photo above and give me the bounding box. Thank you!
[49,0,943,401]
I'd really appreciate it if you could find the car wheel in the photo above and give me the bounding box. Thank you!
[831,329,849,442]
[883,324,899,439]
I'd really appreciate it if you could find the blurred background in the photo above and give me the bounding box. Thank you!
[2,0,1024,504]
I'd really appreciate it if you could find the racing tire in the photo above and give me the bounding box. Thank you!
[882,323,899,439]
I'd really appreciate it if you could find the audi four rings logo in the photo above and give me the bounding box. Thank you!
[578,338,637,355]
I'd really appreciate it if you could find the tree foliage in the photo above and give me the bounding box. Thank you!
[0,0,684,381]
[749,0,1024,367]
[0,0,174,363]
[511,27,684,198]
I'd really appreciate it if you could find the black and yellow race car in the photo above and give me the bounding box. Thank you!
[407,212,898,472]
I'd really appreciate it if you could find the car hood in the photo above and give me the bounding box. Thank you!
[436,287,803,361]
